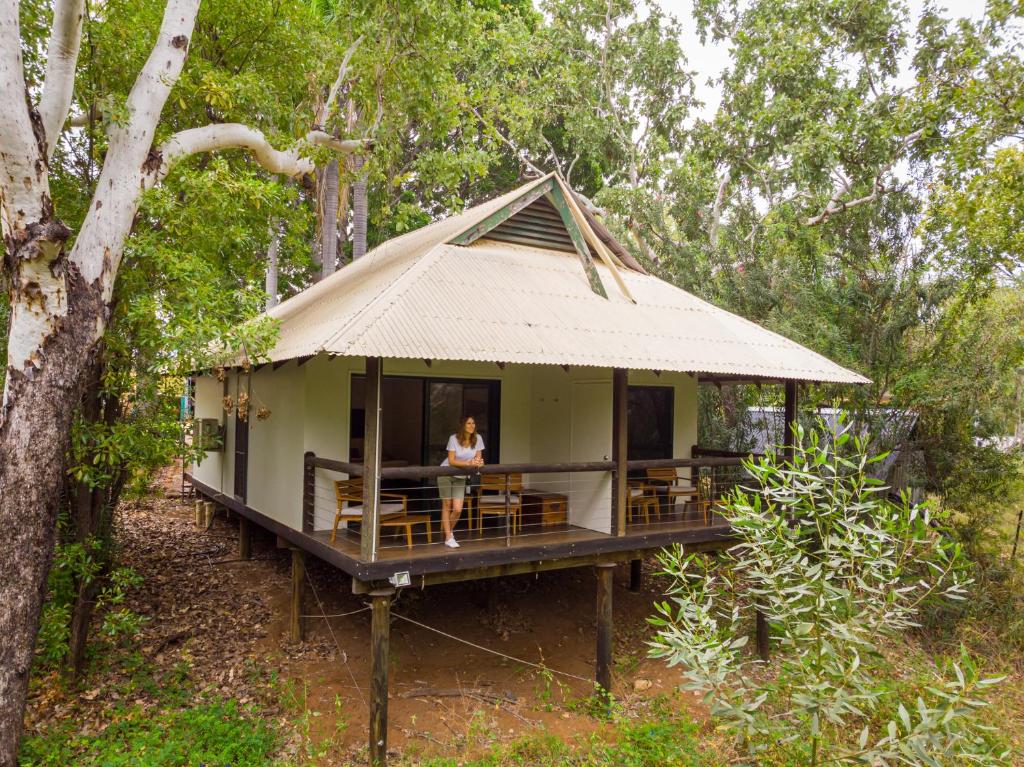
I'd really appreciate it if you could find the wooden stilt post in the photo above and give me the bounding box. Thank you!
[756,609,769,661]
[595,563,615,702]
[290,548,305,642]
[629,559,642,592]
[369,587,394,767]
[203,501,214,528]
[362,357,384,562]
[238,517,251,560]
[612,369,628,537]
[194,499,203,527]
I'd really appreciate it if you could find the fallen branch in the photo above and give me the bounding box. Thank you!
[400,687,518,705]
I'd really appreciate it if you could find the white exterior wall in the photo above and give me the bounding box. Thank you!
[244,364,306,529]
[190,372,235,494]
[190,357,699,537]
[305,356,354,532]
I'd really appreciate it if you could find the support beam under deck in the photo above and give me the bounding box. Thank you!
[238,517,251,560]
[290,548,305,642]
[369,587,394,766]
[595,563,615,703]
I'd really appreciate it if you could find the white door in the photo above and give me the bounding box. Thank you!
[570,380,613,534]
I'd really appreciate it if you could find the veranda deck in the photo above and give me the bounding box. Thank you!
[188,473,731,586]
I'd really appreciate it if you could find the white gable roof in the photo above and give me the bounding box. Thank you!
[263,176,867,384]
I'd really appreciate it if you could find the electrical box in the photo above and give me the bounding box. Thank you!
[196,418,224,452]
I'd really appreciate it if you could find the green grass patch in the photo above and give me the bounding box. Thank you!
[406,709,722,767]
[19,699,279,767]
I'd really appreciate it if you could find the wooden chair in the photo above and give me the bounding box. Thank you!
[695,473,714,526]
[644,467,698,514]
[626,480,659,524]
[331,478,432,549]
[474,473,523,534]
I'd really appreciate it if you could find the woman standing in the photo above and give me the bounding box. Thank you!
[438,416,484,548]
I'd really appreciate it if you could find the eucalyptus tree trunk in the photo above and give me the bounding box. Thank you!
[320,159,340,278]
[0,2,367,759]
[352,155,368,259]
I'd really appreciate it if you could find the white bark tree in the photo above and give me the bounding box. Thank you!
[0,1,367,760]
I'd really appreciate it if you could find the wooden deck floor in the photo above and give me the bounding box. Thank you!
[188,475,731,583]
[311,507,729,581]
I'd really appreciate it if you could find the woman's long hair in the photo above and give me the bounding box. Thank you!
[456,416,479,448]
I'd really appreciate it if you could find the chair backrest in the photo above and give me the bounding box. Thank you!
[646,467,678,484]
[697,474,713,503]
[479,473,523,493]
[334,478,364,507]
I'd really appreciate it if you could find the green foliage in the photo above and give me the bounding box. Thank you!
[34,527,146,672]
[405,702,721,766]
[18,700,278,767]
[650,419,1007,765]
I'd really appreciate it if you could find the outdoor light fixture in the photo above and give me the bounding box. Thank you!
[388,571,411,588]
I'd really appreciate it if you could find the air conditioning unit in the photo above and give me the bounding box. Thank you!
[196,418,224,452]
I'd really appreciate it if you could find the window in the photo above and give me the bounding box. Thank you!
[628,385,673,460]
[350,375,500,467]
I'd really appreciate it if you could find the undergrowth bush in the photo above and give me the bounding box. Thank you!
[35,521,146,672]
[650,418,1008,766]
[19,700,278,767]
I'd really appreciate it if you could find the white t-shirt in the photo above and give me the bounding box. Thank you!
[440,433,484,466]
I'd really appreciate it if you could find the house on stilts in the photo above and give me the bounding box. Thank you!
[186,172,867,765]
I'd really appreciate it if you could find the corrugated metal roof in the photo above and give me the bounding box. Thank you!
[261,177,868,384]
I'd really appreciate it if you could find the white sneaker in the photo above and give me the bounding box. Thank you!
[444,537,460,549]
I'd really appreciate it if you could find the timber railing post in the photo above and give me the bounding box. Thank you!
[369,587,395,766]
[302,451,315,533]
[783,380,799,466]
[612,369,628,536]
[362,357,383,562]
[504,472,512,547]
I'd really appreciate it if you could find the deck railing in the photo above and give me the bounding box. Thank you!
[302,451,751,560]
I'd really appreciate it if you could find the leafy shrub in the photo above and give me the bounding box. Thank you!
[34,530,146,672]
[18,701,278,767]
[649,419,1008,766]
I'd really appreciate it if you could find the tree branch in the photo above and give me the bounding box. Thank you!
[471,106,544,177]
[0,1,46,224]
[322,36,364,127]
[155,124,372,183]
[803,129,924,227]
[70,0,201,289]
[38,0,85,159]
[708,171,730,248]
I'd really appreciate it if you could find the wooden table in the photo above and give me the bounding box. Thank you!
[520,491,568,527]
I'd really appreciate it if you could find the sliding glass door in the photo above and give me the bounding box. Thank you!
[425,380,496,466]
[350,375,500,468]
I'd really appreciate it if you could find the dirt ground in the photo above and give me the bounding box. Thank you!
[24,466,707,764]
